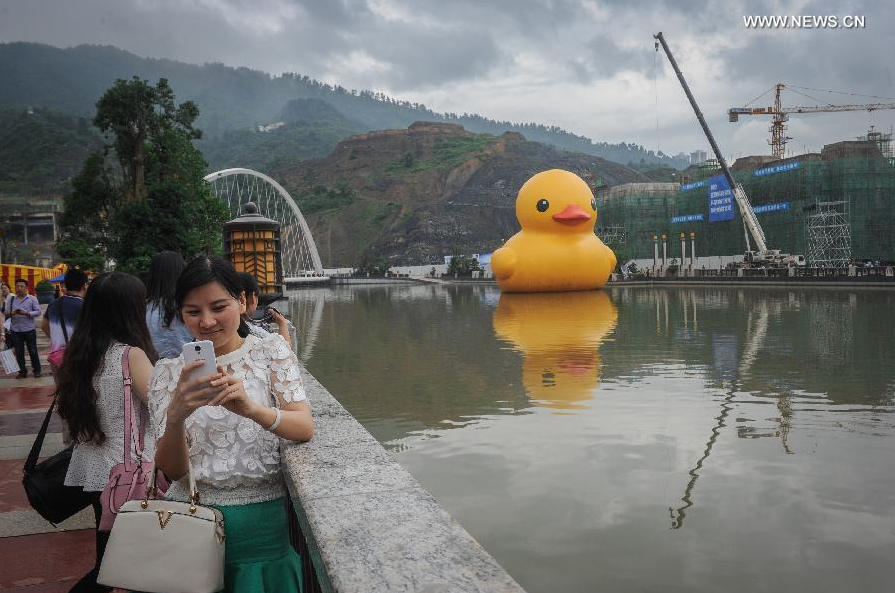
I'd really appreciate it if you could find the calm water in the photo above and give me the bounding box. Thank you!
[286,284,895,593]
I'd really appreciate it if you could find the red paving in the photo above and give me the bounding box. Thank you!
[0,530,95,590]
[0,330,112,592]
[0,458,31,512]
[0,386,56,412]
[0,411,63,437]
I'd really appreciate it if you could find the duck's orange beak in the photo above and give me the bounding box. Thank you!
[552,204,592,225]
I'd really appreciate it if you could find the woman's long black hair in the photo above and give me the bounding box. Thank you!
[57,272,159,444]
[147,251,184,328]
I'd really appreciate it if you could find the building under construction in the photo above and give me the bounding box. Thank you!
[596,131,895,267]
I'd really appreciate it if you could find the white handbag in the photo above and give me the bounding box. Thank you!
[97,460,226,593]
[1,347,19,375]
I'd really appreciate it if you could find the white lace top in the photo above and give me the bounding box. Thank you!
[148,333,307,506]
[65,343,156,492]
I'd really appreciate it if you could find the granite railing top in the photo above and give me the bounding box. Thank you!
[282,370,527,593]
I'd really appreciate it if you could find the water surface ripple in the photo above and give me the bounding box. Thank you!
[290,284,895,593]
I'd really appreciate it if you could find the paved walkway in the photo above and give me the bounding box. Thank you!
[0,328,108,592]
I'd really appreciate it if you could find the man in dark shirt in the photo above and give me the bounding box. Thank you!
[41,269,88,380]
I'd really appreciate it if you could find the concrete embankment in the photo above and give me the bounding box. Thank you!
[282,370,526,593]
[611,277,895,288]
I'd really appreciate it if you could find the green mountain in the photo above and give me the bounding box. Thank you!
[0,107,102,194]
[200,99,365,172]
[0,42,688,169]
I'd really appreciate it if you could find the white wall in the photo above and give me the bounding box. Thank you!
[388,264,449,277]
[323,267,355,277]
[624,254,745,272]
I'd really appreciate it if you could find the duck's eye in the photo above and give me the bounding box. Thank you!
[536,199,550,212]
[591,198,597,211]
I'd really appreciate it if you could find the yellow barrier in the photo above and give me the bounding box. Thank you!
[0,263,67,292]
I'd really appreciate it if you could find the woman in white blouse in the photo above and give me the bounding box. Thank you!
[150,256,313,592]
[57,272,159,593]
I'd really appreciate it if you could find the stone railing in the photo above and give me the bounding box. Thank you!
[282,370,526,593]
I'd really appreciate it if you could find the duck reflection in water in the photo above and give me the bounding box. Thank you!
[493,291,618,410]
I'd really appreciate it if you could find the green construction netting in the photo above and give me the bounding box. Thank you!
[596,156,895,263]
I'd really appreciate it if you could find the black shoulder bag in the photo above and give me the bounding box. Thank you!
[22,396,93,525]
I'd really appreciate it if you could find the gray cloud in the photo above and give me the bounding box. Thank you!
[570,36,664,81]
[0,0,893,155]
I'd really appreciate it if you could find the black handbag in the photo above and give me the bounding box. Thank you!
[22,396,93,525]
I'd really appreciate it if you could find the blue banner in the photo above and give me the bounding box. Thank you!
[754,161,800,177]
[671,213,704,224]
[753,202,790,214]
[708,175,734,222]
[680,180,707,192]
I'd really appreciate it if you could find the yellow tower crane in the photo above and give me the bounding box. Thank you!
[728,83,895,159]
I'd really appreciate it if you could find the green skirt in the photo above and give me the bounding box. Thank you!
[217,498,303,593]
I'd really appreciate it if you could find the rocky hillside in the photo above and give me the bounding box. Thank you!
[277,122,649,266]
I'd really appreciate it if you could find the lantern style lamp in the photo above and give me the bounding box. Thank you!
[223,202,283,301]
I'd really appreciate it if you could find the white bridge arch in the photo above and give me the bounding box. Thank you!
[204,168,327,283]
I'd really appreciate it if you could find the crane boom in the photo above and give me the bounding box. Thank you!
[653,32,768,254]
[728,83,895,158]
[731,102,895,116]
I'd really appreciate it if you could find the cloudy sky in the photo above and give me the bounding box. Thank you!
[2,0,894,159]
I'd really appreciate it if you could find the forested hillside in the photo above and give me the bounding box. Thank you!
[0,42,688,169]
[200,99,364,172]
[0,107,102,194]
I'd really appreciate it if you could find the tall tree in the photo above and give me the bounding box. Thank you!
[93,77,201,204]
[58,77,228,272]
[56,152,116,271]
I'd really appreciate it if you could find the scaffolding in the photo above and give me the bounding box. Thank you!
[595,149,895,264]
[856,126,893,159]
[806,200,851,267]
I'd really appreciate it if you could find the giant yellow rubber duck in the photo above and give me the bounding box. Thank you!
[491,169,616,292]
[493,291,618,410]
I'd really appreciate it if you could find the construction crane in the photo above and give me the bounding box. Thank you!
[729,83,895,159]
[653,32,803,268]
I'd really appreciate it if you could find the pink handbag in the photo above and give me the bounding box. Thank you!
[99,346,168,531]
[47,348,65,367]
[47,299,70,368]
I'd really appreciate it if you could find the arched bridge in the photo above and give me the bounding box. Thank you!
[204,168,328,283]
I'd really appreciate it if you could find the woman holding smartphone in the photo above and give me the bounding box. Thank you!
[149,256,313,592]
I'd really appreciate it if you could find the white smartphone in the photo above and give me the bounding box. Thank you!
[182,340,218,382]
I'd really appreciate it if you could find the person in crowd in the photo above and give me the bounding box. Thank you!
[1,281,10,314]
[0,281,9,352]
[41,268,89,380]
[145,251,194,358]
[57,272,159,593]
[8,279,42,378]
[238,271,292,341]
[151,257,313,592]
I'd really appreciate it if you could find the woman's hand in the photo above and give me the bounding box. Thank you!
[269,307,289,330]
[166,360,224,425]
[268,307,292,342]
[207,366,255,418]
